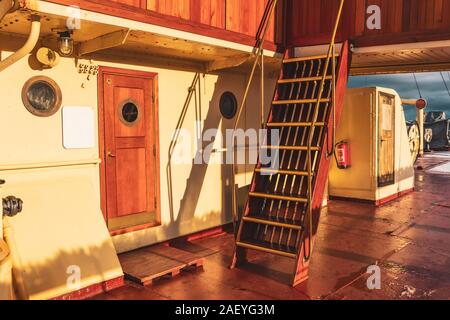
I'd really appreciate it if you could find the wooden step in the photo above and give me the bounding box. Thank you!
[273,98,330,105]
[255,168,313,176]
[249,192,308,203]
[243,216,303,230]
[278,76,332,84]
[119,245,204,286]
[236,240,297,259]
[283,54,340,64]
[267,122,326,127]
[261,145,320,151]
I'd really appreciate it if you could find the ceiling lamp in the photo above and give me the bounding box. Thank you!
[58,30,74,56]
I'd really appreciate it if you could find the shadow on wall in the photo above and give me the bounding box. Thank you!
[166,74,234,231]
[9,240,122,300]
[395,164,415,183]
[112,211,226,253]
[164,69,276,240]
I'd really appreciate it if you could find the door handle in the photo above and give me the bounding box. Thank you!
[107,151,116,158]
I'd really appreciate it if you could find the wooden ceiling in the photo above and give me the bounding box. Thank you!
[351,46,450,75]
[2,8,450,75]
[0,9,281,73]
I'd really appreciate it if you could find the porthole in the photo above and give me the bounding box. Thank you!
[119,100,140,125]
[21,76,62,117]
[219,91,238,120]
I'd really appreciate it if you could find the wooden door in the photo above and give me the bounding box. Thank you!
[378,92,395,187]
[101,70,159,232]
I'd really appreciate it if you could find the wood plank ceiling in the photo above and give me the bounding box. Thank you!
[351,46,450,75]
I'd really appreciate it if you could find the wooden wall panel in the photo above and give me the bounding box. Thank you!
[361,0,450,34]
[363,0,403,35]
[148,0,225,28]
[145,0,274,42]
[405,0,450,31]
[226,0,269,38]
[111,0,145,8]
[195,0,225,28]
[147,0,191,20]
[47,0,280,49]
[287,0,450,47]
[287,0,344,46]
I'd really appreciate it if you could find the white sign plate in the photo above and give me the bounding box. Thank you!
[62,106,95,149]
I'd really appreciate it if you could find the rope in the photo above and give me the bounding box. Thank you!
[440,72,450,98]
[413,73,423,98]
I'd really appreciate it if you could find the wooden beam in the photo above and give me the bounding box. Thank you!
[350,62,450,76]
[78,29,130,56]
[87,49,206,73]
[206,53,251,72]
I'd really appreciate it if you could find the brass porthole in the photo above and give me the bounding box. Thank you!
[21,76,62,117]
[118,99,140,126]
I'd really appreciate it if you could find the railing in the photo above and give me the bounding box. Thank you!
[167,73,202,221]
[231,0,279,234]
[304,0,346,260]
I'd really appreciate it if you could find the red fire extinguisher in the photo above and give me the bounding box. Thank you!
[335,141,351,169]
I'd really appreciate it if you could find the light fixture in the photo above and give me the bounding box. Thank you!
[36,47,60,68]
[57,30,74,56]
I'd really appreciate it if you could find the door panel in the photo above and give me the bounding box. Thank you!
[116,148,147,216]
[102,72,158,231]
[378,92,395,187]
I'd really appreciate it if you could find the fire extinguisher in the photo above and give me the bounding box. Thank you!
[335,141,351,169]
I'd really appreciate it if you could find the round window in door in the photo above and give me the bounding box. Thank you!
[119,100,140,125]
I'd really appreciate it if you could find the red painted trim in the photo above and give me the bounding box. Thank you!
[98,66,158,79]
[97,66,107,220]
[52,276,124,300]
[287,34,346,48]
[329,187,415,207]
[113,225,231,249]
[375,188,415,206]
[167,225,230,246]
[110,222,161,237]
[288,32,450,49]
[98,66,161,235]
[312,41,350,223]
[45,0,279,52]
[186,226,228,242]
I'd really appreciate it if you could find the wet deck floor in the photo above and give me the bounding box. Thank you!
[94,153,450,300]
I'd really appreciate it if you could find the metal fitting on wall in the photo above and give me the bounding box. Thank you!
[3,196,23,217]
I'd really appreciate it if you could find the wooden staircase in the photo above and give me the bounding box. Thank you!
[230,41,350,286]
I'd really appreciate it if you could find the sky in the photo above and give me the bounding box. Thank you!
[348,72,450,121]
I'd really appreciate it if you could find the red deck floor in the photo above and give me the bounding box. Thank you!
[94,153,450,300]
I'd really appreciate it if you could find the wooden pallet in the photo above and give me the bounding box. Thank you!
[119,244,204,286]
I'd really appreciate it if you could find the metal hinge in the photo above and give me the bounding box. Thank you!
[154,197,157,209]
[153,144,156,157]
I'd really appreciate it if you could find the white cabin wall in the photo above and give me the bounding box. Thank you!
[0,49,278,255]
